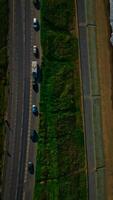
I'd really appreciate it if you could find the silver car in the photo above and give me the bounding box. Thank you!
[33,18,39,30]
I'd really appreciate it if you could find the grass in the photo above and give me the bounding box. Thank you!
[0,0,8,189]
[34,0,87,199]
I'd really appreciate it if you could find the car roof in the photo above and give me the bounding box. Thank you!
[28,161,32,165]
[33,18,37,22]
[31,131,38,142]
[32,105,36,107]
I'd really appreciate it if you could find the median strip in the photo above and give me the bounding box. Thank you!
[33,0,87,199]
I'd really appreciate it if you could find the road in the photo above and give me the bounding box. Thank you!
[76,0,96,199]
[2,0,40,199]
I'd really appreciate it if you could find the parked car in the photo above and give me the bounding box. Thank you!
[32,80,39,93]
[33,45,39,58]
[28,161,34,174]
[33,18,40,31]
[30,130,38,143]
[32,61,41,83]
[37,64,42,83]
[33,0,40,9]
[32,105,39,116]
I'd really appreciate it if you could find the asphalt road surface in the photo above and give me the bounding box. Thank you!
[2,0,37,199]
[76,1,96,200]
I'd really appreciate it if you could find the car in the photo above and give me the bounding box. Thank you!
[30,130,38,142]
[32,61,38,82]
[28,161,34,174]
[33,0,40,9]
[32,80,39,93]
[33,45,39,57]
[37,64,42,83]
[32,105,39,116]
[32,63,42,83]
[33,18,40,31]
[32,61,41,82]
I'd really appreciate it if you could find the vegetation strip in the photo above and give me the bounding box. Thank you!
[0,0,8,191]
[34,0,87,199]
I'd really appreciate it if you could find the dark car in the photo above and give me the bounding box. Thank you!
[28,162,34,174]
[33,0,40,9]
[37,65,42,83]
[32,105,39,116]
[32,71,37,82]
[30,130,38,143]
[32,80,39,93]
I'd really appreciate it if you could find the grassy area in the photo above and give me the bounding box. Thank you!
[34,0,87,199]
[0,0,8,189]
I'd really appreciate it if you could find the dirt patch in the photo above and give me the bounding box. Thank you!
[96,0,113,199]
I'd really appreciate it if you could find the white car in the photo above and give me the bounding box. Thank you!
[33,45,38,55]
[33,18,39,30]
[33,45,39,57]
